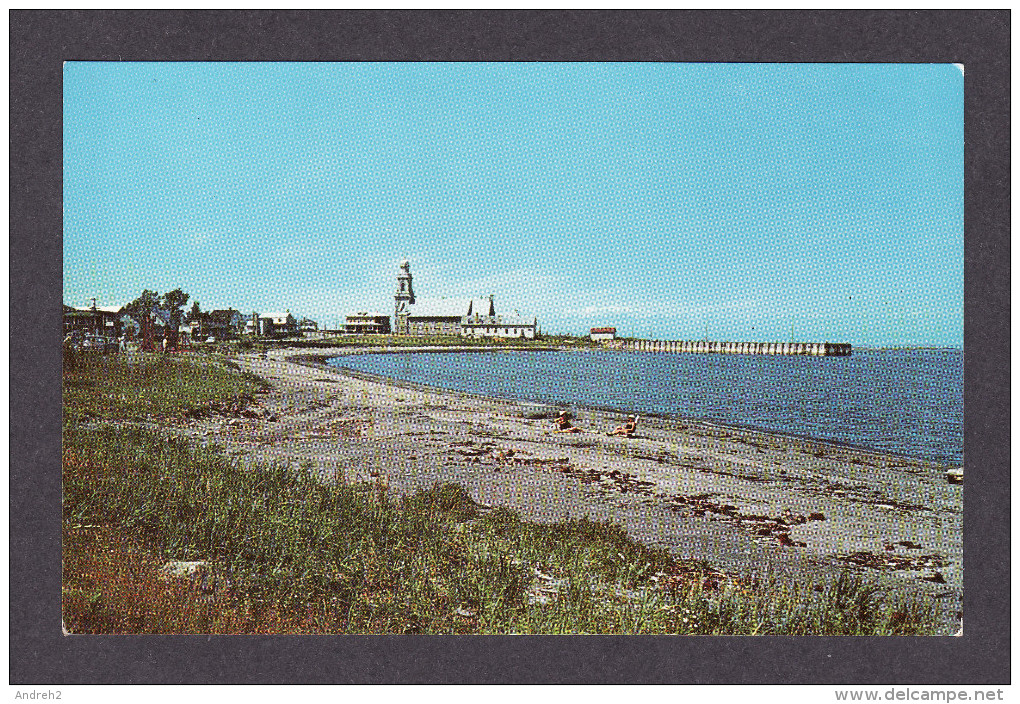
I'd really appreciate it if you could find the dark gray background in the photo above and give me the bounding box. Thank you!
[11,10,1009,684]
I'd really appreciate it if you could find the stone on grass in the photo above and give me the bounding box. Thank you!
[160,560,232,594]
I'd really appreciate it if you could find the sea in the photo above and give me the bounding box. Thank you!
[328,348,963,466]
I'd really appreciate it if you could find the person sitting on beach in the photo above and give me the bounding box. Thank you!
[553,411,583,433]
[607,415,638,437]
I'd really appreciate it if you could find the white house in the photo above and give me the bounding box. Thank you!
[260,311,298,337]
[345,312,391,335]
[461,302,537,340]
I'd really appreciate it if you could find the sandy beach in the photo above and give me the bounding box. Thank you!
[174,346,962,633]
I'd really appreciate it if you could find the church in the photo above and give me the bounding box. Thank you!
[394,260,537,339]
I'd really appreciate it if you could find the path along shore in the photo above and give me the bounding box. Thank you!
[177,346,962,633]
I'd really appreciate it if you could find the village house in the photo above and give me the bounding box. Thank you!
[204,309,247,340]
[260,311,299,338]
[243,312,261,336]
[63,303,125,339]
[65,301,195,350]
[590,327,617,342]
[345,312,391,335]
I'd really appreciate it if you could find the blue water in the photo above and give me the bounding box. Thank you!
[329,348,963,465]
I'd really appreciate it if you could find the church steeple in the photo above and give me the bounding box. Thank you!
[394,259,415,335]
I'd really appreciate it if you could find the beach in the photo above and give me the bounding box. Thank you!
[179,346,962,633]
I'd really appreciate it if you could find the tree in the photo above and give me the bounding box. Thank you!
[184,300,204,339]
[123,289,160,318]
[162,288,189,319]
[124,290,160,352]
[161,288,190,352]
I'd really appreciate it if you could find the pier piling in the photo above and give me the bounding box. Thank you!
[624,339,851,357]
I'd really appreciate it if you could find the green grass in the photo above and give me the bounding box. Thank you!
[61,351,939,635]
[62,423,939,635]
[63,351,269,421]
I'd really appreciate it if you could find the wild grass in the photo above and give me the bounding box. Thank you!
[63,351,269,422]
[63,423,939,635]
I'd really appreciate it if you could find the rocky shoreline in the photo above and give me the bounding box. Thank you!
[171,345,963,634]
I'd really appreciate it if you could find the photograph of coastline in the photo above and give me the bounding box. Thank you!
[62,61,963,636]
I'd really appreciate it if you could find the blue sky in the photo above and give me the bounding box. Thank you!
[64,62,962,346]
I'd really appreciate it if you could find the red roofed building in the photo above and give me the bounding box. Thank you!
[590,327,617,342]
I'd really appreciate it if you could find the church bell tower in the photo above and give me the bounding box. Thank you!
[394,259,415,335]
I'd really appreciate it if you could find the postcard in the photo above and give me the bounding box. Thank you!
[61,61,963,639]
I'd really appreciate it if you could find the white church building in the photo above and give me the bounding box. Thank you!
[393,260,537,339]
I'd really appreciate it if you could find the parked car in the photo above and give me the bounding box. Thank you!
[66,332,121,354]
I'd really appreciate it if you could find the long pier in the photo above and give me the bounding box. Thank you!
[622,340,852,356]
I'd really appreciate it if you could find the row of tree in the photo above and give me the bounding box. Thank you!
[124,288,190,351]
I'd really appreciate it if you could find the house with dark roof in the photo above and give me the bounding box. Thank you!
[405,297,491,336]
[206,309,246,340]
[63,303,125,339]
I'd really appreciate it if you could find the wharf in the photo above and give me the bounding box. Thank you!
[624,340,852,356]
